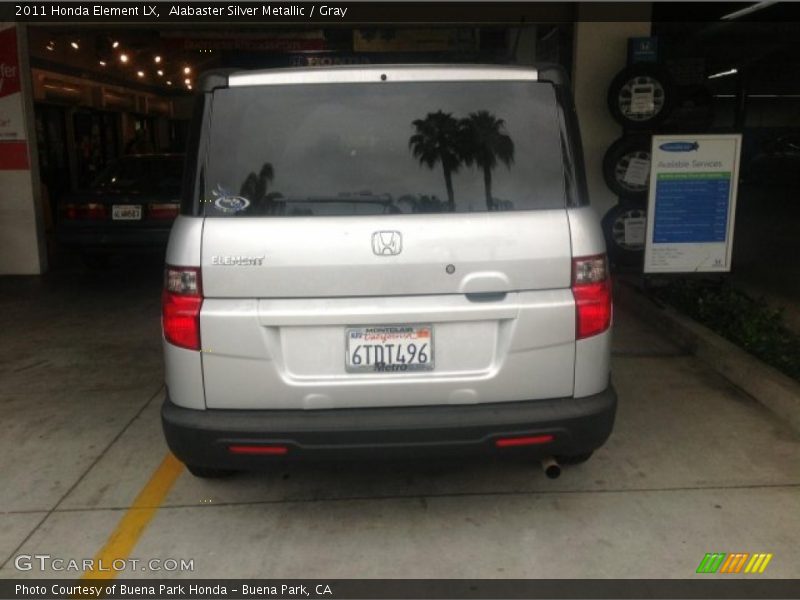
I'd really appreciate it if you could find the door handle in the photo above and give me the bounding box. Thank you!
[465,292,507,302]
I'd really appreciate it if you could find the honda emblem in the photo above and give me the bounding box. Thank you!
[371,231,402,256]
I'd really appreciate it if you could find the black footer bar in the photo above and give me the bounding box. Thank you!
[4,579,800,600]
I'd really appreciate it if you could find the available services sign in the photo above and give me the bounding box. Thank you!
[644,134,742,273]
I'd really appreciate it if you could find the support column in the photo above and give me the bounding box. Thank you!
[0,22,46,274]
[572,5,652,218]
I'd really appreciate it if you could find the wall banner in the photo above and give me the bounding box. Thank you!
[0,24,29,170]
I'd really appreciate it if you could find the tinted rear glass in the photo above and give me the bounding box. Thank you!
[92,156,184,196]
[201,81,566,217]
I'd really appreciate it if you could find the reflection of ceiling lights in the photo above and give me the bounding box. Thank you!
[166,80,172,86]
[70,41,79,50]
[120,53,129,63]
[184,78,191,85]
[708,68,738,79]
[183,66,191,74]
[99,60,107,67]
[154,55,162,63]
[46,40,55,51]
[112,40,120,48]
[157,69,164,76]
[137,71,145,78]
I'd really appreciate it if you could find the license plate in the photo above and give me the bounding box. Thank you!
[346,324,434,373]
[112,205,142,220]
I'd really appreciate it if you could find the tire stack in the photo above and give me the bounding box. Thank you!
[602,63,714,268]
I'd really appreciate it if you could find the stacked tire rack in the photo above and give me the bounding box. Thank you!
[602,63,714,268]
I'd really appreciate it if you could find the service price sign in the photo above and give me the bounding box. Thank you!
[644,134,742,273]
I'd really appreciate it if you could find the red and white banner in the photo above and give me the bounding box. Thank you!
[0,24,29,170]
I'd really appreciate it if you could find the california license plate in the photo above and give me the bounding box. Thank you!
[112,205,142,220]
[346,324,434,373]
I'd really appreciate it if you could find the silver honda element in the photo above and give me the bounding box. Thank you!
[161,65,616,478]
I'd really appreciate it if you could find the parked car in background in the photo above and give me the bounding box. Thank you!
[742,134,800,188]
[58,153,184,265]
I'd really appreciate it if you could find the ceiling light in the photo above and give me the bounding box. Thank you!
[721,0,778,20]
[46,41,55,51]
[184,78,191,85]
[112,40,120,48]
[166,81,172,86]
[708,68,738,79]
[154,55,162,63]
[157,70,164,76]
[137,71,145,78]
[187,85,193,90]
[70,41,79,50]
[120,53,129,63]
[183,66,191,75]
[99,60,107,67]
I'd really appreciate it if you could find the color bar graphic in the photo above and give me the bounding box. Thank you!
[744,553,774,574]
[719,553,749,573]
[698,552,773,574]
[697,553,726,574]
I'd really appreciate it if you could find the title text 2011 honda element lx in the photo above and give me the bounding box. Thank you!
[161,65,616,478]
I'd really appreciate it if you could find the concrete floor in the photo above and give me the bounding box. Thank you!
[1,258,799,579]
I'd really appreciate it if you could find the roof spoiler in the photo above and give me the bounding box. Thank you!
[199,63,570,92]
[198,69,237,92]
[535,63,570,87]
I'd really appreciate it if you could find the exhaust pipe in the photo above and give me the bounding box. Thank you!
[541,456,561,479]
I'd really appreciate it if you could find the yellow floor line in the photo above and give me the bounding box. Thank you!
[81,453,184,580]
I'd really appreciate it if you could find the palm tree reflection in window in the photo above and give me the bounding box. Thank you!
[460,111,515,212]
[409,110,515,212]
[409,111,463,212]
[239,162,283,214]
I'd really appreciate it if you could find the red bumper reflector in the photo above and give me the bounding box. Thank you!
[495,434,554,448]
[228,445,288,456]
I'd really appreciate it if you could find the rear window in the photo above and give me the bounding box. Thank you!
[200,81,567,217]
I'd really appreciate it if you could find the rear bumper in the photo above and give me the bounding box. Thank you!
[162,386,617,468]
[57,226,171,251]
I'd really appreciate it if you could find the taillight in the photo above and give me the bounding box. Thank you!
[162,265,202,351]
[63,203,108,220]
[572,254,612,339]
[148,203,180,220]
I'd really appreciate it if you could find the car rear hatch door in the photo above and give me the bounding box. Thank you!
[196,69,577,409]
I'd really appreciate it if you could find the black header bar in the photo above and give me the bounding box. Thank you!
[5,2,799,25]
